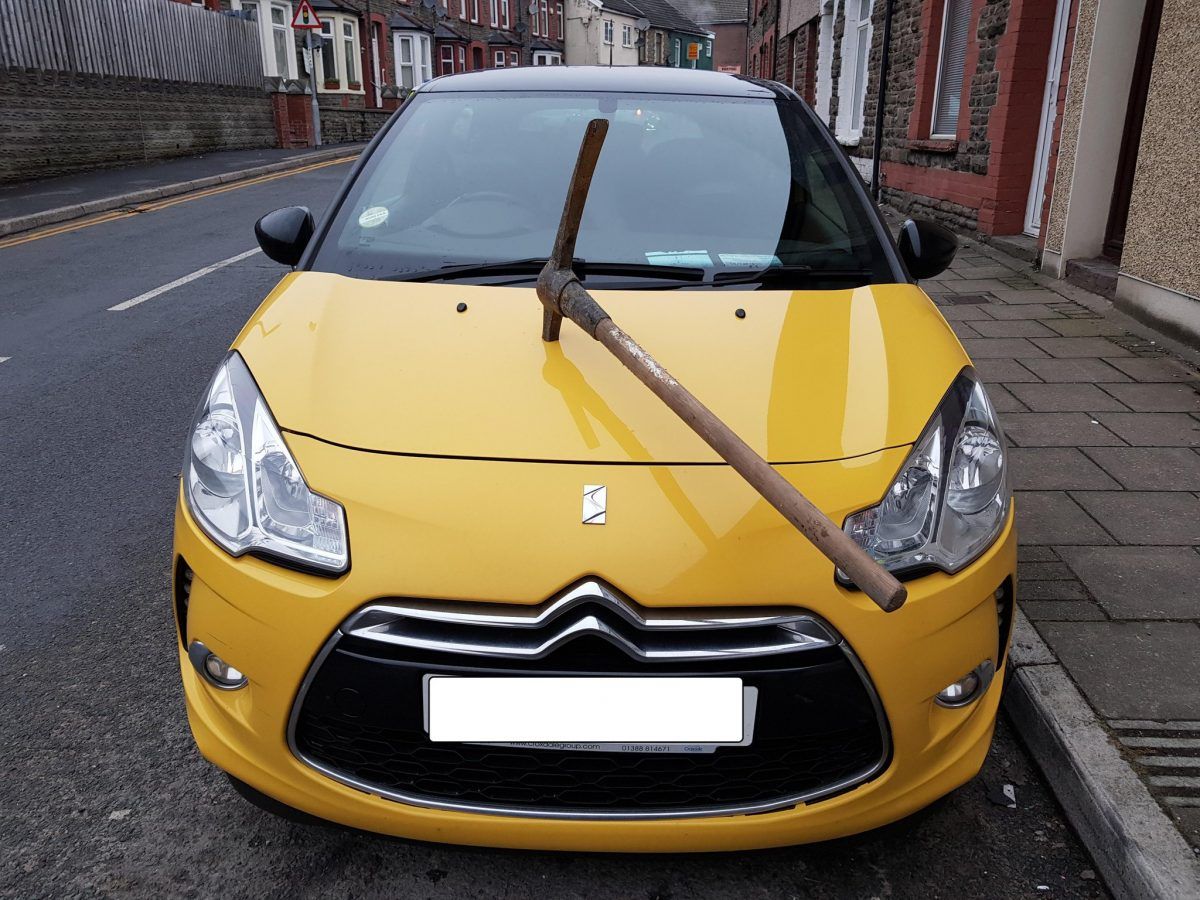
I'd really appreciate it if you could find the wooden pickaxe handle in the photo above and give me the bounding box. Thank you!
[537,119,906,612]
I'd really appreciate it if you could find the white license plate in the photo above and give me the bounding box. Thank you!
[426,677,745,745]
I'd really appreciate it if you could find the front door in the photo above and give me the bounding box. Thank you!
[1023,0,1070,237]
[1103,0,1163,260]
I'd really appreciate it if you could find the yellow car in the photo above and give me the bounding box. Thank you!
[175,67,1015,852]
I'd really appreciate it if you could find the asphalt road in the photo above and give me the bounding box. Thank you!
[0,161,1106,899]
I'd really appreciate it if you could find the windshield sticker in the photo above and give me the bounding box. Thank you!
[645,250,713,267]
[718,253,782,268]
[358,206,389,229]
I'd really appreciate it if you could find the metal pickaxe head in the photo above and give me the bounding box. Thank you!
[537,118,610,342]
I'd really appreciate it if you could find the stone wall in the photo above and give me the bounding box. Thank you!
[317,106,394,145]
[0,68,274,184]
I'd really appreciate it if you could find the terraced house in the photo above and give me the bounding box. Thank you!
[747,0,1200,348]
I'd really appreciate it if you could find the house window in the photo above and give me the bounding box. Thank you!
[621,24,631,47]
[458,45,465,70]
[539,0,548,38]
[531,4,539,35]
[342,20,359,87]
[494,49,505,66]
[501,0,509,28]
[269,4,291,77]
[673,37,680,65]
[490,0,499,26]
[836,0,873,140]
[459,0,466,21]
[440,44,454,74]
[931,0,971,137]
[471,0,480,23]
[510,50,519,65]
[320,20,338,83]
[705,38,712,58]
[556,3,563,37]
[603,19,613,44]
[396,32,432,88]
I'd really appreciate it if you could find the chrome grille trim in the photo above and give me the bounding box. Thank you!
[341,579,838,662]
[286,579,892,821]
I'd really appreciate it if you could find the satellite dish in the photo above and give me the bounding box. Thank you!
[528,1,537,13]
[420,0,435,8]
[435,4,447,17]
[515,21,528,33]
[635,16,650,30]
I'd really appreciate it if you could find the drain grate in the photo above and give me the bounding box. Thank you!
[946,293,993,305]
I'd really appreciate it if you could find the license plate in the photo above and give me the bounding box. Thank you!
[425,677,748,749]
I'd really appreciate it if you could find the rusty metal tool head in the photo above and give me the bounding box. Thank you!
[534,118,906,612]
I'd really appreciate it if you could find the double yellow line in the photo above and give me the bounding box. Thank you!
[0,156,353,250]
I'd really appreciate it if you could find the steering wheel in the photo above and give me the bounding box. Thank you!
[434,191,544,239]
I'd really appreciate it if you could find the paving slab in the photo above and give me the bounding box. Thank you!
[960,337,1050,358]
[1020,601,1108,621]
[1031,337,1132,358]
[992,289,1061,304]
[969,319,1060,338]
[1018,358,1133,383]
[1016,491,1115,544]
[1038,622,1200,720]
[1105,357,1200,383]
[1069,491,1200,545]
[975,358,1043,382]
[1019,561,1076,579]
[1099,382,1200,413]
[951,278,1014,292]
[1058,546,1200,619]
[1094,413,1200,447]
[1002,413,1125,447]
[986,383,1027,412]
[1008,448,1121,490]
[984,303,1065,320]
[1044,318,1131,337]
[1006,383,1130,413]
[1081,447,1200,490]
[1022,580,1089,600]
[939,304,994,321]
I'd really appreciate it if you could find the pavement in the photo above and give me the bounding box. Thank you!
[0,158,1110,897]
[0,144,366,237]
[903,216,1200,882]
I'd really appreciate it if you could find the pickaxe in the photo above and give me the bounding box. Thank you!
[536,119,907,613]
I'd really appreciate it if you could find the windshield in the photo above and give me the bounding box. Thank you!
[308,90,898,289]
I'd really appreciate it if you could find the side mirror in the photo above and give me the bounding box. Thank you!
[897,218,957,280]
[254,206,315,267]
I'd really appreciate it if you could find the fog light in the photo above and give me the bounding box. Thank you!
[188,640,248,690]
[935,660,995,708]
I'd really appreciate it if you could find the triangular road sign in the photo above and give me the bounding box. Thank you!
[291,0,323,29]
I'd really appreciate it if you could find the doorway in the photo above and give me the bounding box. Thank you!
[1024,0,1071,237]
[1102,0,1162,261]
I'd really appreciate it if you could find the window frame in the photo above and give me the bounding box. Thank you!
[834,0,873,143]
[471,0,480,23]
[539,0,549,38]
[930,0,971,139]
[394,31,433,89]
[489,0,499,27]
[603,18,614,45]
[440,44,454,75]
[621,23,631,47]
[501,0,510,29]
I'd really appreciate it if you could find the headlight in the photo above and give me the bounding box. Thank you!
[843,371,1009,578]
[183,353,349,575]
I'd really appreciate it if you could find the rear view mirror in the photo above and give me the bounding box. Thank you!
[255,206,315,267]
[897,218,957,280]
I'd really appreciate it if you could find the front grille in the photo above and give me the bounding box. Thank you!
[289,581,890,819]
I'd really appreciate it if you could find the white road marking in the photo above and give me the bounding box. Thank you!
[108,248,261,311]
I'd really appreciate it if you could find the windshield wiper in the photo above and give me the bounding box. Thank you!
[383,259,706,284]
[711,265,873,286]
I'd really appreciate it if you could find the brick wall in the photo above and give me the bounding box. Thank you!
[842,0,1059,236]
[0,68,274,184]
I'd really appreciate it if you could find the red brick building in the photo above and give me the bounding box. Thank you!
[754,0,1079,247]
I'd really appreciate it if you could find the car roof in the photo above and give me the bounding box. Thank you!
[418,65,796,100]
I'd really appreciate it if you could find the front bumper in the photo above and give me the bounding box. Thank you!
[174,439,1016,851]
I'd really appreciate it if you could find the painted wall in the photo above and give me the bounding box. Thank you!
[1118,0,1200,300]
[565,0,640,65]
